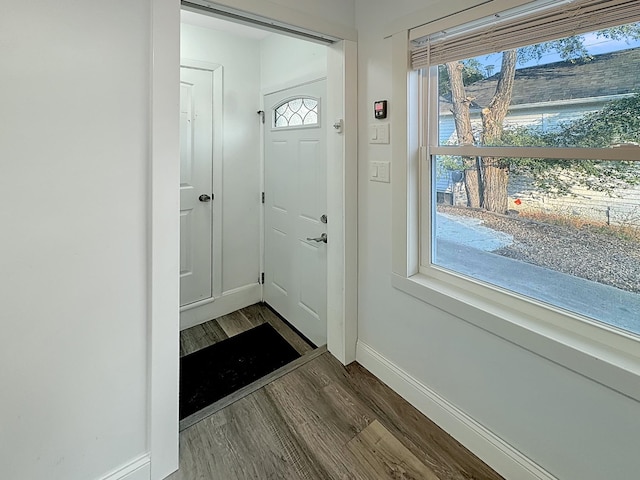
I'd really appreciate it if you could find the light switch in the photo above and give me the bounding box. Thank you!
[370,161,390,183]
[369,124,390,144]
[369,126,378,141]
[377,123,390,144]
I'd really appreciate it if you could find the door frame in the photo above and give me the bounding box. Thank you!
[149,2,357,478]
[179,59,224,312]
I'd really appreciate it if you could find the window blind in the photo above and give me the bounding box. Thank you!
[411,0,640,69]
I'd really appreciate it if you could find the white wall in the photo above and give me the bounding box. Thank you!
[260,35,327,93]
[355,1,640,479]
[269,0,355,28]
[181,24,262,295]
[11,0,639,479]
[0,1,152,479]
[211,0,357,41]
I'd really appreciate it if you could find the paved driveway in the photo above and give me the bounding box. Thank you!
[435,214,640,335]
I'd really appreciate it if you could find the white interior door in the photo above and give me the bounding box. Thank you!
[264,80,327,346]
[180,66,214,306]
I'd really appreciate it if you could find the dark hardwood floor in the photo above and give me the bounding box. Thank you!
[170,323,504,480]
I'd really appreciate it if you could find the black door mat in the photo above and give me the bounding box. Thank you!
[180,322,301,420]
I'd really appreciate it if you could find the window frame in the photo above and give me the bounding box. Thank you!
[390,20,640,404]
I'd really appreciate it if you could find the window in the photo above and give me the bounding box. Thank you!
[274,97,319,128]
[415,1,640,337]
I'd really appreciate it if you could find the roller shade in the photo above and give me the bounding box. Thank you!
[411,0,640,69]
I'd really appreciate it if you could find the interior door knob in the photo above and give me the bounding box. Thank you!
[306,233,327,243]
[199,194,211,202]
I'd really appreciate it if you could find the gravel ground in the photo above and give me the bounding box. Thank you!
[438,204,640,294]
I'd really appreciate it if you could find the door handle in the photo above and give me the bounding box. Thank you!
[306,233,327,243]
[199,194,211,202]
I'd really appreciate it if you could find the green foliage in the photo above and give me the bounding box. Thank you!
[507,26,640,195]
[518,23,640,64]
[519,36,590,64]
[502,95,640,196]
[545,94,640,147]
[439,95,640,196]
[436,154,464,177]
[511,156,640,196]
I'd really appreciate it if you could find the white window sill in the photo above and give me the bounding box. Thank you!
[392,271,640,402]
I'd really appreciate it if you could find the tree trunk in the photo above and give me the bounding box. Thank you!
[480,50,517,214]
[482,159,509,213]
[446,61,482,207]
[464,163,483,208]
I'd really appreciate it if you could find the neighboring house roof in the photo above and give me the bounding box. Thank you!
[440,47,640,113]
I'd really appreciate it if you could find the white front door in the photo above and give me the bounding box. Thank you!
[264,80,327,346]
[180,66,214,306]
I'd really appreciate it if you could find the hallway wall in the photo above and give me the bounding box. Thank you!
[0,1,153,478]
[260,35,327,94]
[354,1,640,479]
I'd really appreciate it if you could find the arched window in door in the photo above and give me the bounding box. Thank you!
[274,97,319,128]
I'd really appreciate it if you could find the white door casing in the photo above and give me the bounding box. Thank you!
[264,80,328,346]
[180,65,215,307]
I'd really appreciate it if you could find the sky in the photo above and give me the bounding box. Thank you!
[476,31,640,75]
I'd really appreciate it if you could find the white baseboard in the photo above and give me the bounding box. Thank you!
[356,341,557,480]
[180,283,262,330]
[99,454,150,480]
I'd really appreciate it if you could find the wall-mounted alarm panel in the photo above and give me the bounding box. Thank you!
[374,100,387,119]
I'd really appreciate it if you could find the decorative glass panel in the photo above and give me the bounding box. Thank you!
[274,97,319,127]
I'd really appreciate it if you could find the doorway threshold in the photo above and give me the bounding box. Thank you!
[180,345,327,431]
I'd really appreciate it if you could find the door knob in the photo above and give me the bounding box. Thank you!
[199,194,211,202]
[306,233,327,244]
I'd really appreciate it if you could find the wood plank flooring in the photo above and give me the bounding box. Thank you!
[180,303,314,357]
[346,420,440,480]
[168,350,504,480]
